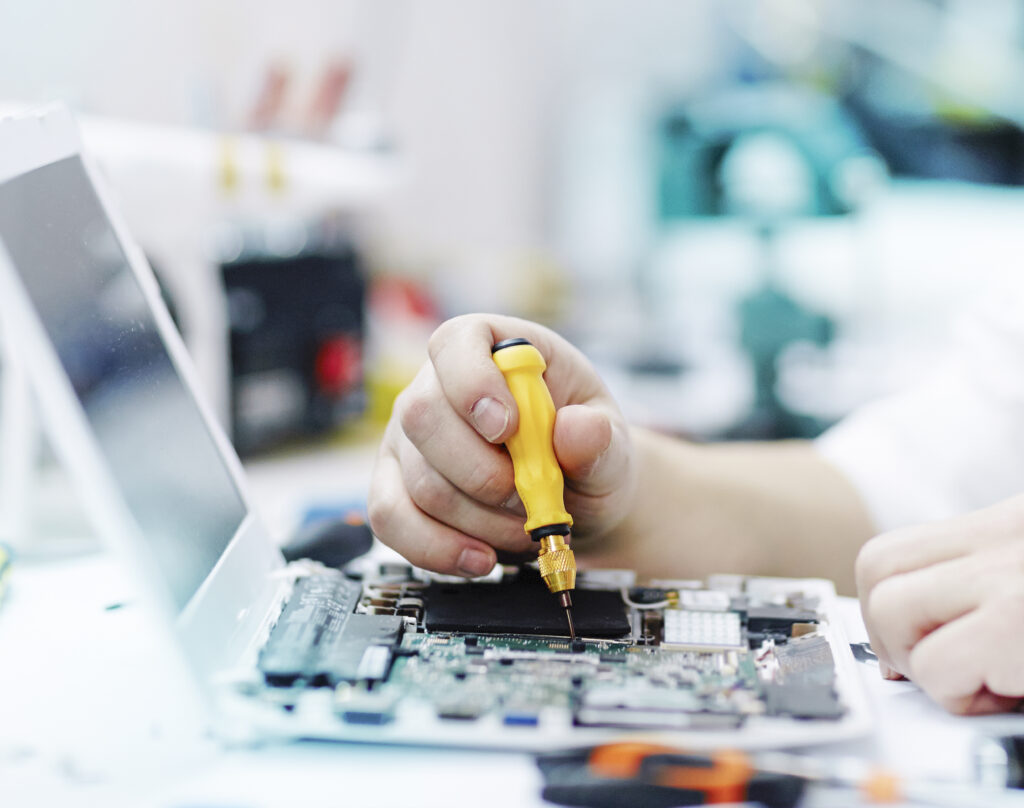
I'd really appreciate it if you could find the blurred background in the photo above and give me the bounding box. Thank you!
[4,0,1024,460]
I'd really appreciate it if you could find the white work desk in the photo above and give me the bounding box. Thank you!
[5,446,1024,807]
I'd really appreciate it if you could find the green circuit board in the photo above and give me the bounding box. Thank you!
[370,632,763,728]
[299,565,846,731]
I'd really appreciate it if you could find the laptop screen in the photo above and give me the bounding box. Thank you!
[0,155,246,610]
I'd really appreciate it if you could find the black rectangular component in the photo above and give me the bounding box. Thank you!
[319,613,404,683]
[341,709,394,726]
[259,575,403,686]
[423,569,629,637]
[745,605,818,633]
[259,575,363,685]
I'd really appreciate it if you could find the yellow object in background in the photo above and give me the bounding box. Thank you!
[363,357,418,427]
[217,136,239,194]
[265,141,287,194]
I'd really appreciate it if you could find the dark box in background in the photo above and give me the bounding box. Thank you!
[223,245,365,456]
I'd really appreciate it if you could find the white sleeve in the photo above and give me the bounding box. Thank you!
[815,282,1024,532]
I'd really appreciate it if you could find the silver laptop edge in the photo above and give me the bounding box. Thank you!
[0,105,285,688]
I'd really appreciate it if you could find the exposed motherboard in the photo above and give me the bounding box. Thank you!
[252,562,848,742]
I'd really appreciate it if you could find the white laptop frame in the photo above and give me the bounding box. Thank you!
[0,105,284,685]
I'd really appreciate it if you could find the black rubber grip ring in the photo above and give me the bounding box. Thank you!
[491,337,532,354]
[529,523,571,542]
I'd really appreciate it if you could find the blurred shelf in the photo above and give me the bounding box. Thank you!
[1,102,403,223]
[80,114,403,223]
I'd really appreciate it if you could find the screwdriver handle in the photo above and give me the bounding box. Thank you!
[492,339,573,538]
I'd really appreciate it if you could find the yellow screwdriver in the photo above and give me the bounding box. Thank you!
[492,338,578,639]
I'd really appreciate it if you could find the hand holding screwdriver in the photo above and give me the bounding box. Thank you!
[368,314,637,583]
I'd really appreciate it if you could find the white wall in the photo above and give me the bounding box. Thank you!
[0,1,726,313]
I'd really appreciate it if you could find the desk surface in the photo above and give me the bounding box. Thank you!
[2,554,548,808]
[6,446,1024,807]
[8,557,1024,808]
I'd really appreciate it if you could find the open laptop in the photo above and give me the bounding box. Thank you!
[0,105,870,751]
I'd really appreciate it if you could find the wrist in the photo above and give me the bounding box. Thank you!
[579,425,691,573]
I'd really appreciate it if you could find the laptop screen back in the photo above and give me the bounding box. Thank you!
[0,155,245,610]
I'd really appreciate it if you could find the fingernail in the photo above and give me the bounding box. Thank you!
[470,397,510,443]
[457,547,494,577]
[503,490,523,512]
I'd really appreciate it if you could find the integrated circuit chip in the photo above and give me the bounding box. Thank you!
[423,568,630,637]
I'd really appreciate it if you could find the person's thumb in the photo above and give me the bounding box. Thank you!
[552,405,624,497]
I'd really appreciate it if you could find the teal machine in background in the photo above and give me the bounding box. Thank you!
[655,85,883,439]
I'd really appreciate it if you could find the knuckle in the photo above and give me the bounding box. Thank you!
[407,469,451,518]
[863,577,906,650]
[907,642,941,694]
[856,526,918,595]
[366,493,395,542]
[973,607,1022,696]
[417,537,461,575]
[991,587,1024,624]
[426,326,448,360]
[985,667,1024,698]
[462,458,513,506]
[854,537,885,596]
[397,387,436,445]
[869,575,904,616]
[427,314,477,359]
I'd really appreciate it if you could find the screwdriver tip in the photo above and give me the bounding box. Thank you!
[558,591,576,640]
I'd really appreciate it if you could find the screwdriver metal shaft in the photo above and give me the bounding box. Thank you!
[560,592,576,641]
